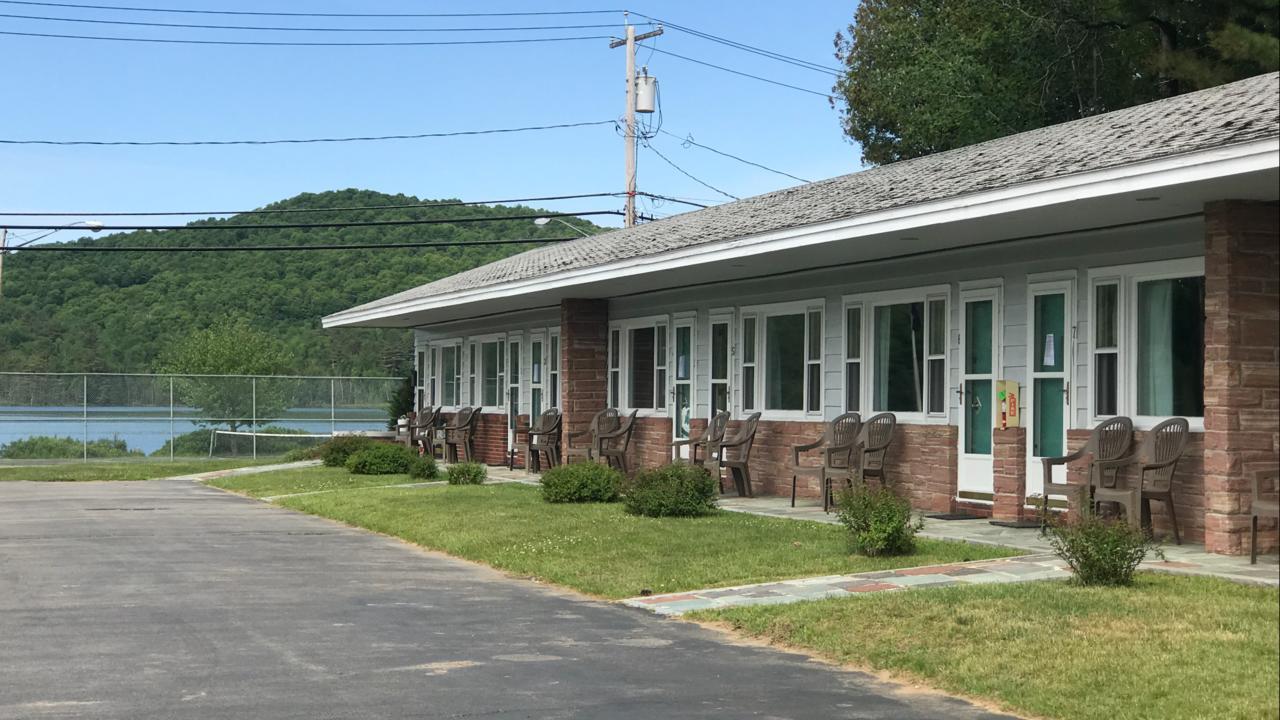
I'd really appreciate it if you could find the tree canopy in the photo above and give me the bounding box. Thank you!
[0,189,599,376]
[834,0,1280,165]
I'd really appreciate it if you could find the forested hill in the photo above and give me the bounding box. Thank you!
[0,189,601,375]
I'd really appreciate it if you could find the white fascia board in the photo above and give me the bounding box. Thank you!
[323,138,1279,329]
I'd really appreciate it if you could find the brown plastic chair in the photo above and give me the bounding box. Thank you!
[790,412,861,511]
[408,406,441,455]
[671,411,730,466]
[1251,471,1278,564]
[565,408,619,464]
[852,413,897,488]
[598,409,640,475]
[515,407,562,473]
[718,412,762,497]
[443,406,480,463]
[1092,417,1189,544]
[1039,416,1134,526]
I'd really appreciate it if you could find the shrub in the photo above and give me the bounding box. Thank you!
[409,454,438,480]
[541,463,623,503]
[0,435,142,460]
[282,445,323,462]
[622,463,718,517]
[151,426,317,458]
[833,484,923,556]
[446,462,487,485]
[345,443,417,475]
[1045,513,1162,587]
[320,435,376,467]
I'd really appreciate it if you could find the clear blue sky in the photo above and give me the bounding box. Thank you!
[0,1,861,244]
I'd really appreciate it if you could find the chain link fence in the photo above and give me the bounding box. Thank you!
[0,372,404,462]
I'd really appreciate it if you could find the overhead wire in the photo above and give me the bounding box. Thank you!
[641,141,738,201]
[0,1,624,18]
[0,29,614,46]
[659,129,810,184]
[629,13,841,75]
[0,13,638,32]
[6,236,589,252]
[0,120,616,146]
[1,210,623,233]
[635,45,833,99]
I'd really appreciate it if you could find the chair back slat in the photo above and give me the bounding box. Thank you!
[859,413,897,472]
[829,412,862,468]
[725,412,761,461]
[707,411,731,443]
[1093,416,1134,461]
[613,410,640,452]
[534,407,561,434]
[591,408,620,436]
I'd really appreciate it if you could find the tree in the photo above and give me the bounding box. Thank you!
[834,0,1279,165]
[158,316,292,431]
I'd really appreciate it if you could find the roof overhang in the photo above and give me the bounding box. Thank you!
[324,137,1280,329]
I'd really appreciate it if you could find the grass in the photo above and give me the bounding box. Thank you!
[0,457,282,482]
[210,465,427,498]
[694,573,1280,720]
[216,470,1018,599]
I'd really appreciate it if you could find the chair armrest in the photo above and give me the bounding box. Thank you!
[597,426,629,440]
[719,435,749,449]
[670,438,696,449]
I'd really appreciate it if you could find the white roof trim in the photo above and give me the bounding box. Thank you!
[324,137,1279,328]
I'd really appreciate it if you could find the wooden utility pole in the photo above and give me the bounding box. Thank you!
[611,15,663,228]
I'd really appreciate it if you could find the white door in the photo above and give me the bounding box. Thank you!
[670,321,695,457]
[957,288,1000,500]
[1025,280,1073,501]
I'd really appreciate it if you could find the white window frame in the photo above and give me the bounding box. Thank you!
[469,333,506,410]
[739,299,824,421]
[607,315,670,416]
[414,347,427,412]
[548,328,561,408]
[1087,257,1205,431]
[841,302,862,414]
[432,339,463,409]
[843,284,951,425]
[506,332,523,437]
[740,313,758,414]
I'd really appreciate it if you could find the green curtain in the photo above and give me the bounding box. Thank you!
[1137,280,1174,415]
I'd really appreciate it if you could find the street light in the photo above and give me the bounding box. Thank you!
[0,220,104,298]
[533,216,591,238]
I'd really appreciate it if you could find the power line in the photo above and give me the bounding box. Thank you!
[6,236,587,253]
[659,130,811,184]
[641,141,738,201]
[0,13,638,33]
[0,1,623,18]
[2,210,622,232]
[0,29,613,46]
[0,193,626,217]
[637,45,833,99]
[0,119,615,146]
[630,14,841,75]
[634,191,709,209]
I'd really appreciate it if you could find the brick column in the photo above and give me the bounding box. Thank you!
[992,427,1028,522]
[559,299,609,444]
[1203,200,1280,555]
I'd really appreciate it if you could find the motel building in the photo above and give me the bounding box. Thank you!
[325,72,1280,557]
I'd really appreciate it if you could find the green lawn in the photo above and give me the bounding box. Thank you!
[210,465,425,498]
[227,472,1018,598]
[0,458,281,482]
[694,573,1280,720]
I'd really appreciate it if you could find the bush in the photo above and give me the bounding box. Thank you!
[150,426,316,458]
[282,445,324,462]
[446,462,487,485]
[409,454,438,480]
[0,435,142,459]
[834,484,923,556]
[320,435,376,467]
[345,443,417,475]
[541,463,623,503]
[622,463,718,517]
[1045,513,1161,587]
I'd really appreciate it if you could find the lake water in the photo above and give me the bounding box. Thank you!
[0,405,389,455]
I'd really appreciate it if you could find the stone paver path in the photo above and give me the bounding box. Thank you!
[624,554,1070,616]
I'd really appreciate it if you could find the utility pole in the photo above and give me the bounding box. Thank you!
[0,229,7,299]
[611,14,663,228]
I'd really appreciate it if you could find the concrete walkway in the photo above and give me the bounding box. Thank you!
[625,554,1070,616]
[0,478,1011,719]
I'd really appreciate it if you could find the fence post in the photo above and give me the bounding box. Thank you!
[251,377,257,459]
[330,378,336,435]
[169,376,175,462]
[82,374,88,462]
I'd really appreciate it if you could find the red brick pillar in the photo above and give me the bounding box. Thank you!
[560,299,609,444]
[992,427,1028,522]
[1203,200,1280,555]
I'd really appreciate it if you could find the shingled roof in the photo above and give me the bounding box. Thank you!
[335,72,1279,318]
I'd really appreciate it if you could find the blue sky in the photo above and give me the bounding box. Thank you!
[0,1,861,244]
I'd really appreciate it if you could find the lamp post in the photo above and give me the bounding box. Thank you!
[0,220,104,298]
[533,217,591,238]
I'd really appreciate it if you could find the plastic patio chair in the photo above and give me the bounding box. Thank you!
[408,406,441,456]
[789,412,861,511]
[1091,417,1190,544]
[517,407,562,473]
[1251,470,1278,564]
[851,412,897,488]
[597,409,639,475]
[443,406,480,463]
[718,412,762,497]
[564,408,619,464]
[671,411,730,466]
[1039,416,1134,526]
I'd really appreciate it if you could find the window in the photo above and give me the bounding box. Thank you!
[843,306,860,412]
[711,319,731,416]
[468,343,477,405]
[743,301,823,416]
[741,316,757,411]
[608,319,669,412]
[507,339,521,430]
[481,341,503,407]
[845,286,949,421]
[530,338,544,418]
[427,347,438,407]
[440,345,460,407]
[1090,259,1205,424]
[415,349,426,410]
[549,332,560,408]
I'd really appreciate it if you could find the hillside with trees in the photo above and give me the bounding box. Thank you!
[0,189,601,376]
